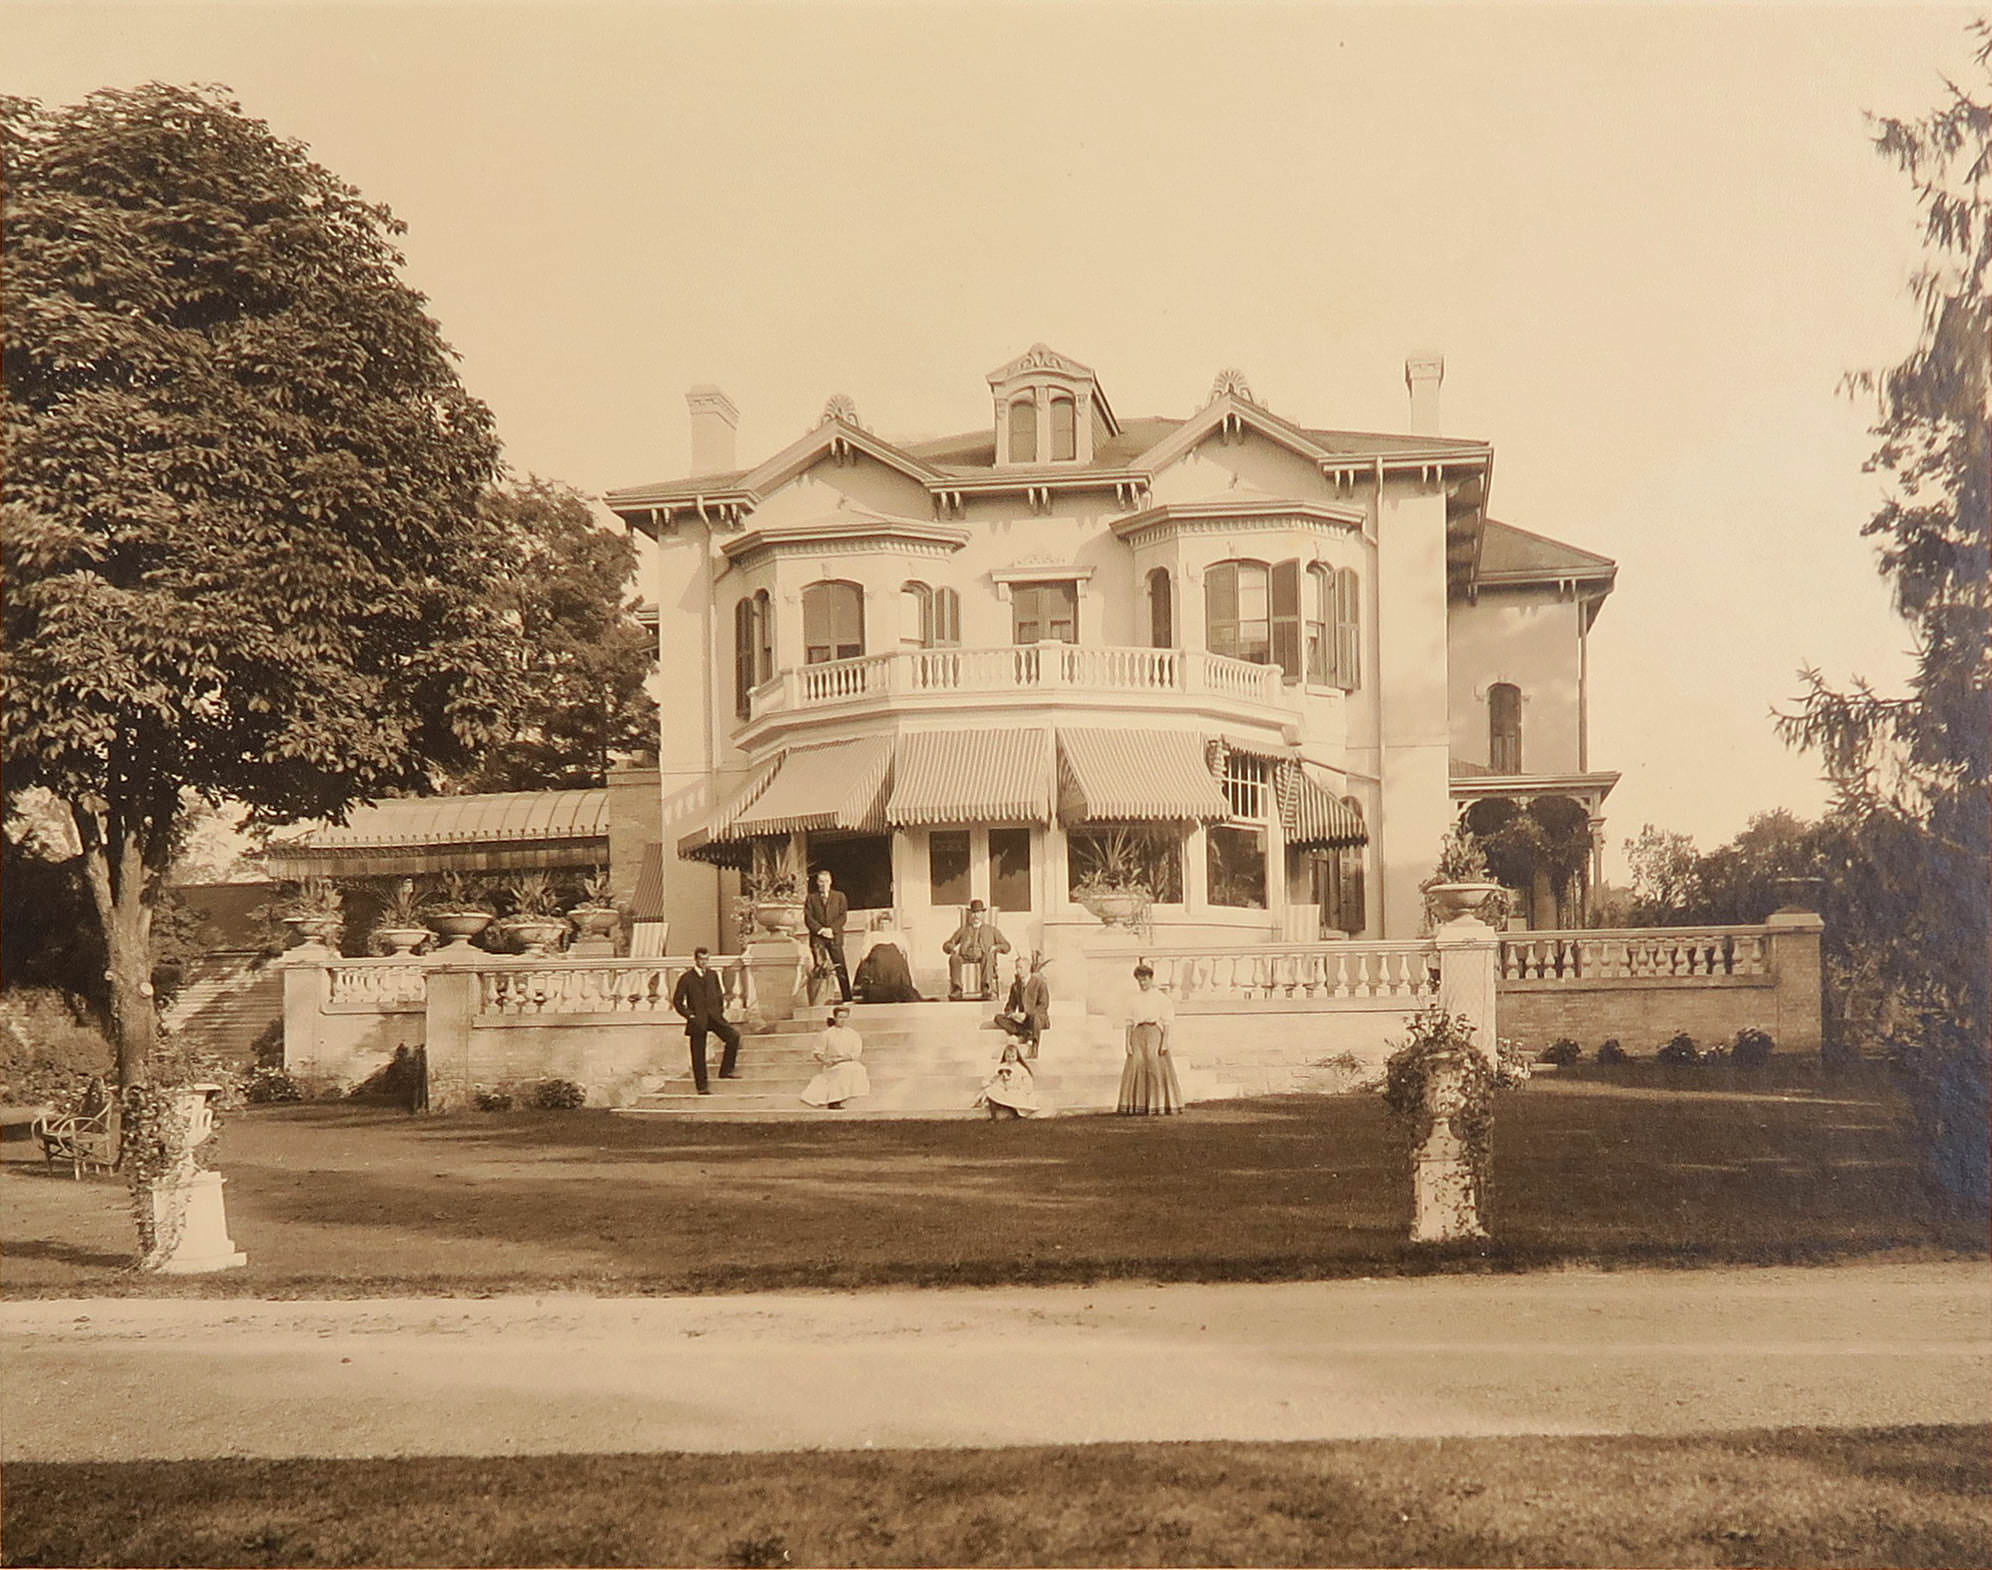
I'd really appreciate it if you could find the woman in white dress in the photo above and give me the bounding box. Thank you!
[1117,963,1183,1115]
[800,1004,871,1108]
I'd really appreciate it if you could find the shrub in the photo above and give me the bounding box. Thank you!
[530,1077,586,1110]
[1656,1031,1701,1066]
[0,989,115,1108]
[1596,1038,1627,1065]
[1539,1038,1583,1065]
[244,1066,305,1104]
[249,1019,285,1069]
[474,1087,514,1112]
[1732,1027,1775,1068]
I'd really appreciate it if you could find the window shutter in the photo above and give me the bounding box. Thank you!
[733,597,754,718]
[1335,567,1361,690]
[1271,560,1302,680]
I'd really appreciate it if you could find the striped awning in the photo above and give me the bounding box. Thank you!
[630,842,666,921]
[264,789,609,878]
[888,729,1054,826]
[1284,763,1368,849]
[1057,729,1231,824]
[678,736,894,860]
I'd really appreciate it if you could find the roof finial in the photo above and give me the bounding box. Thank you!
[822,393,862,429]
[1210,368,1255,405]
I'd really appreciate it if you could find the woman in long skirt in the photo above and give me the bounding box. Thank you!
[1117,962,1183,1115]
[801,1004,871,1108]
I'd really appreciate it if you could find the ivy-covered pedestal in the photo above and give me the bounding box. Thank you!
[1408,1051,1487,1243]
[127,1085,246,1274]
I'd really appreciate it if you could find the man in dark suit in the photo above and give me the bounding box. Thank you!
[803,868,853,1004]
[670,946,740,1093]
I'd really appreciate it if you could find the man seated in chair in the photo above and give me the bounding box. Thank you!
[942,899,1011,1002]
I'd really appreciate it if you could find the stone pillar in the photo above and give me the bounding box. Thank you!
[423,965,479,1113]
[1375,481,1453,938]
[1434,911,1500,1064]
[277,955,331,1075]
[1765,908,1826,1057]
[744,935,802,1027]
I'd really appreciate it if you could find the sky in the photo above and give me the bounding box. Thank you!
[8,1,1975,876]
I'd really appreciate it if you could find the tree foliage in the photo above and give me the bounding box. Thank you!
[2,84,522,1082]
[449,479,657,793]
[1774,28,1991,1207]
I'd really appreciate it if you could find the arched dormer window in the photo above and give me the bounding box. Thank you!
[1008,396,1038,464]
[803,580,864,665]
[1490,682,1522,772]
[1205,560,1271,665]
[1048,394,1076,462]
[900,581,934,649]
[1146,567,1173,649]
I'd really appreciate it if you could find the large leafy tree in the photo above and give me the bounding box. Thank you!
[1776,27,1990,1206]
[451,479,658,793]
[3,84,523,1084]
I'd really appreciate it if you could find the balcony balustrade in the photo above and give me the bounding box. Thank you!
[749,644,1297,727]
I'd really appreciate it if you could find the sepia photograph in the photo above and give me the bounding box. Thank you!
[2,2,1987,1566]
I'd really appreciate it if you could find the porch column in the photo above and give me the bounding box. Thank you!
[1587,813,1608,918]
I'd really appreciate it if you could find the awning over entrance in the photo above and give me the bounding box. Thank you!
[887,729,1054,826]
[678,736,894,861]
[1283,763,1368,850]
[1057,729,1231,824]
[263,789,609,879]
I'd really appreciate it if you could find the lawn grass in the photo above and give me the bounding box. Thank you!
[6,1424,1987,1567]
[1,1066,1980,1297]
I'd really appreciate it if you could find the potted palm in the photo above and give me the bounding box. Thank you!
[278,879,346,951]
[745,843,807,935]
[498,871,568,955]
[1071,827,1154,928]
[1421,824,1508,924]
[370,879,430,955]
[422,872,496,950]
[566,866,620,944]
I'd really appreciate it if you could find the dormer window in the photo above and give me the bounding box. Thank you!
[987,343,1120,467]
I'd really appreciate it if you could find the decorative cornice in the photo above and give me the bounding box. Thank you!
[721,517,971,566]
[1111,497,1367,548]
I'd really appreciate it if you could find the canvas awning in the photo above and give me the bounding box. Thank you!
[263,789,610,879]
[678,736,894,861]
[887,729,1054,826]
[1056,729,1231,824]
[1283,763,1368,850]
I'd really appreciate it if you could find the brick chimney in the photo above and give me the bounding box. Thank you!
[1404,354,1444,436]
[686,385,739,476]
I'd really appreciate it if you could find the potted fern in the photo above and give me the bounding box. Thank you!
[278,879,346,951]
[567,866,620,944]
[1421,824,1508,924]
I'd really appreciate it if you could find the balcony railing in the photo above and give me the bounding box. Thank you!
[753,644,1291,722]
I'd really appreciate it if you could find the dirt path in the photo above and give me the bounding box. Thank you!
[4,1261,1986,1461]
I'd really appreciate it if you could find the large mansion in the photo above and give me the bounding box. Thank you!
[606,347,1618,973]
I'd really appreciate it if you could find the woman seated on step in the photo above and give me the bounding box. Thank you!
[800,1003,871,1109]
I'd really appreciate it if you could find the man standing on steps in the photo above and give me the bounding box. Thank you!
[671,947,741,1094]
[803,868,853,1004]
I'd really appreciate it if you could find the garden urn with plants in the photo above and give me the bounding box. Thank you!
[498,871,568,955]
[370,879,430,956]
[1382,1004,1531,1245]
[123,1083,246,1274]
[1422,824,1506,924]
[566,867,621,954]
[1071,827,1157,929]
[278,879,345,952]
[422,873,496,950]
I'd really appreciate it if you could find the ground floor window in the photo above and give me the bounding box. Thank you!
[928,830,970,906]
[808,833,893,911]
[1067,823,1184,904]
[1207,824,1267,909]
[989,827,1032,912]
[1303,845,1365,935]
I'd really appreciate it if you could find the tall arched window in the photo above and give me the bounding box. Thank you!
[900,581,934,649]
[1008,395,1037,463]
[1146,567,1173,649]
[802,581,865,665]
[1490,682,1523,772]
[1048,395,1076,461]
[934,587,961,647]
[1205,560,1271,664]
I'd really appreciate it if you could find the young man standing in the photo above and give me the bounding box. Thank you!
[670,946,741,1093]
[803,868,854,1004]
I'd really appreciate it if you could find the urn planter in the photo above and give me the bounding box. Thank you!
[1426,881,1503,923]
[424,910,494,950]
[284,915,344,951]
[1078,888,1147,928]
[568,905,620,941]
[753,900,806,936]
[374,926,430,956]
[500,916,568,956]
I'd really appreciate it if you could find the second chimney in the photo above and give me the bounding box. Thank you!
[687,384,739,476]
[1404,354,1444,436]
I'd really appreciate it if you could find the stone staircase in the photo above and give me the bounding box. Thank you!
[615,999,1189,1118]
